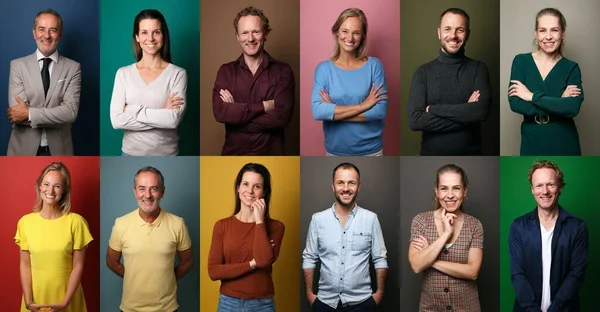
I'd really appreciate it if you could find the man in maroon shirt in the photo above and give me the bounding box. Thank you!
[212,6,295,155]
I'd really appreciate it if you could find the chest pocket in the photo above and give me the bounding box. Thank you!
[351,231,372,252]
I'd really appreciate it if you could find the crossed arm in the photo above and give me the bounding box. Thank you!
[508,57,583,118]
[207,221,285,281]
[311,61,388,123]
[8,61,81,128]
[110,68,188,131]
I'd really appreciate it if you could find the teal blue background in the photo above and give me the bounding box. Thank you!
[99,157,199,311]
[100,1,200,155]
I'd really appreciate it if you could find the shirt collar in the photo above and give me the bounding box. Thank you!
[236,50,272,71]
[135,207,164,227]
[36,49,59,64]
[330,202,360,218]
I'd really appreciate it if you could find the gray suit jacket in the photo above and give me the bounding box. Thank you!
[7,51,81,155]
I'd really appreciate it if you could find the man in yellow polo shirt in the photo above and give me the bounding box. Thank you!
[106,166,194,312]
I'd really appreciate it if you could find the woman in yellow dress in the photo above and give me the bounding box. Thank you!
[14,162,93,312]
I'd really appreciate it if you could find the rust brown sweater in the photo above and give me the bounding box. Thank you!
[208,216,285,299]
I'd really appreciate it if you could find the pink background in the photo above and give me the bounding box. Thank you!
[299,0,401,156]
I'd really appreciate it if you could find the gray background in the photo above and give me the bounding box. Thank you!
[299,157,400,312]
[99,157,200,311]
[500,0,600,155]
[399,156,500,311]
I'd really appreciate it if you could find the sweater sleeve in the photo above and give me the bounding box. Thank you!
[363,58,388,121]
[311,62,335,121]
[124,67,188,129]
[253,221,285,268]
[207,220,253,281]
[508,55,546,116]
[109,68,154,131]
[531,63,583,117]
[428,61,490,124]
[407,66,467,132]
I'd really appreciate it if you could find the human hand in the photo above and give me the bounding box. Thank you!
[508,80,533,102]
[362,83,388,109]
[249,258,258,270]
[251,198,266,224]
[166,91,184,109]
[219,89,234,103]
[319,90,333,103]
[441,209,457,236]
[561,85,581,98]
[26,303,43,312]
[372,291,383,305]
[263,99,274,112]
[7,96,29,123]
[307,292,317,305]
[468,90,480,103]
[42,302,67,312]
[411,235,429,251]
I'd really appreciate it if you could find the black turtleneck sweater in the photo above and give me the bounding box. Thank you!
[407,49,491,155]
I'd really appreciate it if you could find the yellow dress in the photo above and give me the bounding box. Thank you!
[14,212,93,312]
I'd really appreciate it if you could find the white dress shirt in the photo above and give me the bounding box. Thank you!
[32,49,59,147]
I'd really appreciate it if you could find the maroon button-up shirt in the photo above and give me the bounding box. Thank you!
[212,51,295,155]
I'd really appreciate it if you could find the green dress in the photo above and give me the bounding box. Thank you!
[508,53,583,155]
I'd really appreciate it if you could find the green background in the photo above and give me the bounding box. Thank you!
[100,0,200,155]
[500,156,598,311]
[400,0,500,155]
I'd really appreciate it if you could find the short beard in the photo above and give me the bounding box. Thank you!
[335,192,357,209]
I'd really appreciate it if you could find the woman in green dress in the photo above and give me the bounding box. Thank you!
[508,8,583,156]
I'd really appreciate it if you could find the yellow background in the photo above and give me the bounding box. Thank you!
[200,157,301,311]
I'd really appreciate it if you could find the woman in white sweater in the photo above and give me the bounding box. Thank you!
[110,9,188,156]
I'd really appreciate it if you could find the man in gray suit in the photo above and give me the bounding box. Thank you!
[6,9,81,156]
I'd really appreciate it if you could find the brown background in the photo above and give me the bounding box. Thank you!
[200,0,300,155]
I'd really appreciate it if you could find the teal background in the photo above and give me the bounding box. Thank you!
[99,156,200,311]
[100,1,200,155]
[500,157,598,311]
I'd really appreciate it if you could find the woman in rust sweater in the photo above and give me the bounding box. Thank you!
[208,163,285,312]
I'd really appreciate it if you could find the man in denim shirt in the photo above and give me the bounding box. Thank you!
[302,163,388,311]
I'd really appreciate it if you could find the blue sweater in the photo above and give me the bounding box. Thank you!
[311,57,387,156]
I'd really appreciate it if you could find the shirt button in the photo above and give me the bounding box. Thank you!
[340,278,343,280]
[444,288,449,293]
[444,249,449,254]
[341,262,344,265]
[343,246,345,249]
[344,231,346,234]
[446,306,451,310]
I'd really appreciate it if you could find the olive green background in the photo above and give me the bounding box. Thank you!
[400,0,500,155]
[500,157,598,311]
[100,0,200,155]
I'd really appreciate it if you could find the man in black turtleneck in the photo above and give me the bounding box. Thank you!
[407,8,491,156]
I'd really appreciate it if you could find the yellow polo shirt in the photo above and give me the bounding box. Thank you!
[108,208,192,312]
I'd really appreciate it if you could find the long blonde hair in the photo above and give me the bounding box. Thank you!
[330,8,368,61]
[34,162,72,214]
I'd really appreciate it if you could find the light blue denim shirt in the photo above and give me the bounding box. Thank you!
[302,204,388,308]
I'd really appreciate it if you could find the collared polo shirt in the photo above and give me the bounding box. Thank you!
[108,208,192,312]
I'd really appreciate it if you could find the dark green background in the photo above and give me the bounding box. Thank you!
[100,0,200,155]
[500,157,598,311]
[400,0,500,155]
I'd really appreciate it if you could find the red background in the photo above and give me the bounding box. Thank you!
[0,157,100,312]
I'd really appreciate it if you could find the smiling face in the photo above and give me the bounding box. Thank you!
[33,13,61,57]
[531,168,561,210]
[332,168,360,208]
[236,15,266,58]
[336,16,363,55]
[438,12,468,55]
[134,171,164,214]
[535,14,565,55]
[135,18,163,57]
[39,170,64,206]
[237,171,264,208]
[435,172,467,213]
